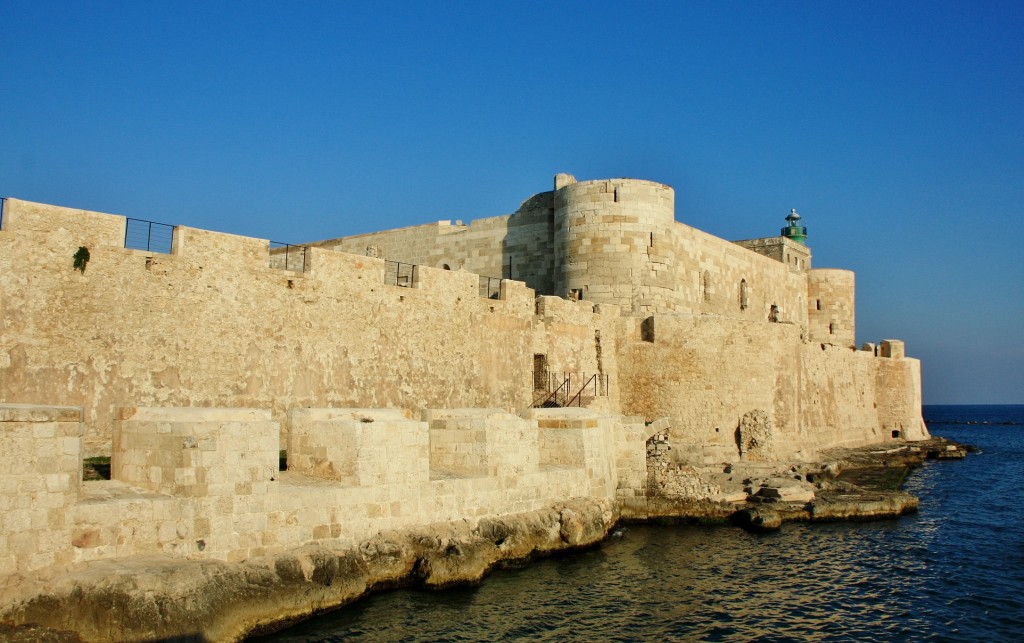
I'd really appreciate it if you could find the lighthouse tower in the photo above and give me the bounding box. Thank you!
[781,208,807,244]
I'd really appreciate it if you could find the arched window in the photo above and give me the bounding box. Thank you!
[739,279,748,310]
[442,264,451,270]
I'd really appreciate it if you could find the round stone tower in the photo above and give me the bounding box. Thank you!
[807,268,855,348]
[553,175,676,314]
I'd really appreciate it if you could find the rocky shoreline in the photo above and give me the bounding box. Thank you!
[626,437,968,532]
[0,438,967,642]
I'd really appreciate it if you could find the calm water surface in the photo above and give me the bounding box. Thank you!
[264,405,1024,641]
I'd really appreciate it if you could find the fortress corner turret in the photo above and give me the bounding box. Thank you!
[553,176,676,314]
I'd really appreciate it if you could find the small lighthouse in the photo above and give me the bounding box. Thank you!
[781,208,807,244]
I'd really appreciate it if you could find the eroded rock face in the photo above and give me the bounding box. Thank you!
[0,498,617,642]
[737,409,773,461]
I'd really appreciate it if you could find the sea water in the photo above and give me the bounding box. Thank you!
[263,405,1024,641]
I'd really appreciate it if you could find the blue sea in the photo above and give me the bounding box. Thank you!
[264,405,1024,642]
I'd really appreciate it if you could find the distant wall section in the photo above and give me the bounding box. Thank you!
[309,192,557,296]
[615,313,925,463]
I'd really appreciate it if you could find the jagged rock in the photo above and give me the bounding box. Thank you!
[731,507,782,532]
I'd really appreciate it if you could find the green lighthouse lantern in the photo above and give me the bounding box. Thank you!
[781,208,807,244]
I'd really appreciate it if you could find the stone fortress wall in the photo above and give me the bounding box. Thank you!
[0,198,616,455]
[807,268,856,348]
[310,174,818,326]
[0,403,644,576]
[0,174,929,579]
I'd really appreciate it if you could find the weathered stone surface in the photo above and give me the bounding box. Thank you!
[737,409,773,461]
[756,484,815,504]
[0,499,616,642]
[809,491,918,522]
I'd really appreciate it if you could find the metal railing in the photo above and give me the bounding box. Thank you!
[0,197,6,231]
[125,217,175,254]
[384,260,417,287]
[534,377,571,408]
[566,374,600,407]
[532,371,610,407]
[269,241,308,272]
[479,276,503,299]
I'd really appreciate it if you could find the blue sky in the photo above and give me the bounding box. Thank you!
[2,1,1021,403]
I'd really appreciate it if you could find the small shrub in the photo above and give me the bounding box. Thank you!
[73,246,90,273]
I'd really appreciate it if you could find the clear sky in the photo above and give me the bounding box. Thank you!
[2,1,1021,404]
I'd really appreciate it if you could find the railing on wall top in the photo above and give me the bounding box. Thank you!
[479,276,503,300]
[269,241,308,272]
[384,260,417,287]
[124,217,175,254]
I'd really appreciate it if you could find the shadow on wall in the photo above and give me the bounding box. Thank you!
[499,191,556,296]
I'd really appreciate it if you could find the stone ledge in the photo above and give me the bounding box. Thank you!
[0,404,82,423]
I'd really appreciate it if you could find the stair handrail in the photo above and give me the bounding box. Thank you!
[534,376,571,408]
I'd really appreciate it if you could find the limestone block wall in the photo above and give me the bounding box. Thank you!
[424,409,540,483]
[615,314,927,463]
[308,191,557,295]
[875,353,929,440]
[0,199,611,455]
[309,175,813,325]
[613,416,658,500]
[286,408,423,485]
[794,344,892,453]
[0,404,82,574]
[113,407,278,497]
[530,297,621,411]
[807,269,855,347]
[553,178,678,313]
[667,223,810,324]
[733,236,812,271]
[525,408,619,501]
[0,406,637,573]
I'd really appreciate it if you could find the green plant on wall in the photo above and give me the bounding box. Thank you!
[73,246,90,273]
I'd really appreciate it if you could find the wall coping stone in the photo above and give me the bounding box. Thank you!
[0,404,82,423]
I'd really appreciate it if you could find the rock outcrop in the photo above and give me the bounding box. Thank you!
[0,498,616,642]
[623,437,965,532]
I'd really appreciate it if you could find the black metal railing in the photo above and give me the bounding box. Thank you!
[125,217,175,254]
[384,260,417,287]
[566,374,600,407]
[534,377,571,408]
[269,241,308,272]
[479,276,503,299]
[532,371,610,407]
